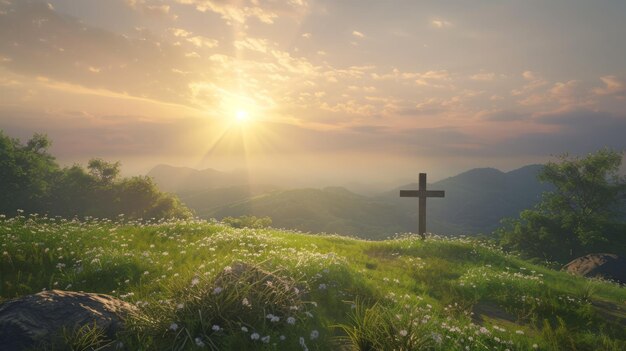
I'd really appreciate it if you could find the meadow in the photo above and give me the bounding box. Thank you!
[1,213,625,350]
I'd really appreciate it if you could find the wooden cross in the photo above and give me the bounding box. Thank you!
[400,173,445,239]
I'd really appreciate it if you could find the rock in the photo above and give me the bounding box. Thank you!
[563,253,626,284]
[0,289,137,350]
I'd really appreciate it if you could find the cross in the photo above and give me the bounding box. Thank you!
[400,173,445,239]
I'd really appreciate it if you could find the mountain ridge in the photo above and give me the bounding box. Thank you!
[148,164,552,237]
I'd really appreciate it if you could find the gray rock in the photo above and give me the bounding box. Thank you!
[0,289,137,350]
[563,253,626,284]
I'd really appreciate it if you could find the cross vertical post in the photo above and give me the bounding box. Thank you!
[418,173,427,236]
[399,173,445,239]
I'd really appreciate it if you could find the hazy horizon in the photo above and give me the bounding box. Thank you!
[2,0,626,186]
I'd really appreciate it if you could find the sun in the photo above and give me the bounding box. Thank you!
[235,109,249,123]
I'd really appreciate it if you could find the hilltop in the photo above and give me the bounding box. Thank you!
[1,215,625,350]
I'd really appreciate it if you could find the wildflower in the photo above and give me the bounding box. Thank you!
[176,303,184,310]
[191,277,200,286]
[479,326,489,334]
[299,337,309,351]
[213,287,223,295]
[431,332,443,344]
[310,330,319,340]
[261,335,270,343]
[241,326,248,332]
[516,330,524,335]
[399,329,408,337]
[212,324,220,332]
[280,335,286,341]
[195,337,205,347]
[532,344,539,349]
[318,283,327,290]
[169,323,178,331]
[143,271,149,275]
[242,297,251,307]
[251,332,260,340]
[287,317,296,325]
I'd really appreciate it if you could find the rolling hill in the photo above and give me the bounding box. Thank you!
[2,216,625,350]
[148,164,552,238]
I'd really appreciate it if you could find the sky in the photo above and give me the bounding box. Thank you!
[1,0,625,186]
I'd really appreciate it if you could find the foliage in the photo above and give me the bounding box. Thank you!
[0,131,192,219]
[223,215,272,229]
[497,149,626,262]
[2,216,625,350]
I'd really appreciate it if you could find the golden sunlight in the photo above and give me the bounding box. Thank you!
[235,109,249,123]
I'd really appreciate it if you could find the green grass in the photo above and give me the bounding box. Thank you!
[1,213,625,350]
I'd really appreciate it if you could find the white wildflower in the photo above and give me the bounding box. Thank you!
[194,337,205,347]
[299,337,309,351]
[251,332,260,340]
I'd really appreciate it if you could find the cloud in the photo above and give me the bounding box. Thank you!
[126,0,174,18]
[482,110,528,122]
[352,30,365,38]
[175,0,276,24]
[174,0,309,25]
[470,72,496,81]
[186,35,219,48]
[0,1,195,105]
[593,75,625,97]
[431,18,453,28]
[169,27,192,37]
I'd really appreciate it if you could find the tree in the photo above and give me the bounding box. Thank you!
[0,132,58,214]
[88,158,121,185]
[1,130,192,220]
[498,149,626,262]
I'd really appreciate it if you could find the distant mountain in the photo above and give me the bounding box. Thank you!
[380,165,552,234]
[148,164,552,238]
[147,164,247,193]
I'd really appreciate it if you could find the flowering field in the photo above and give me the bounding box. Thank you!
[1,214,625,350]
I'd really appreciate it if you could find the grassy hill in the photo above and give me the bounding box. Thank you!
[1,215,625,350]
[208,187,413,239]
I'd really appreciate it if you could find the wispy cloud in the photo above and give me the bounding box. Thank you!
[352,30,365,38]
[593,75,625,97]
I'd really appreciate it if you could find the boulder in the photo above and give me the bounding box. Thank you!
[0,289,137,350]
[563,253,626,284]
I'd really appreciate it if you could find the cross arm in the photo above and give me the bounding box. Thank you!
[399,190,445,197]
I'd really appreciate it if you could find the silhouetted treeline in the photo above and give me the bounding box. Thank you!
[0,131,192,219]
